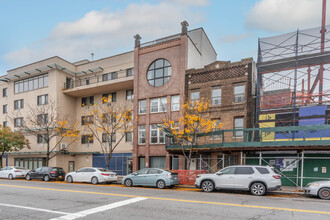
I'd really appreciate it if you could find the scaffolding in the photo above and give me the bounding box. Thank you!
[256,24,330,128]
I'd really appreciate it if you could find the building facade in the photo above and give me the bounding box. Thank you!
[132,23,217,171]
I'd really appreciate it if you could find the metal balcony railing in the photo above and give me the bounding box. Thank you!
[166,124,330,150]
[63,71,133,90]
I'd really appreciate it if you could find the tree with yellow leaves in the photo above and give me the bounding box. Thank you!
[13,99,80,166]
[162,98,222,169]
[82,96,133,170]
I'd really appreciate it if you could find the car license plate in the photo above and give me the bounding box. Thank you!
[59,176,62,179]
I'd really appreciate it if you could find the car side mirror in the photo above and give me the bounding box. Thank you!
[216,171,223,175]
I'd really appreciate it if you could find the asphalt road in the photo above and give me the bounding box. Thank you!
[0,179,329,220]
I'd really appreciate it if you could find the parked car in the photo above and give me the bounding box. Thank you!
[195,165,281,196]
[122,168,179,189]
[305,180,330,200]
[0,166,30,179]
[26,167,65,181]
[65,167,117,184]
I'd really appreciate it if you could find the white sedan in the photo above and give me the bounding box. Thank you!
[65,167,117,184]
[0,166,30,179]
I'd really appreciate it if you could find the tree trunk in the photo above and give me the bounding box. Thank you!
[46,141,50,166]
[0,149,5,168]
[106,151,113,170]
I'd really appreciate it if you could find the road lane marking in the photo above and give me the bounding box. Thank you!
[0,183,329,216]
[50,197,146,220]
[0,203,70,215]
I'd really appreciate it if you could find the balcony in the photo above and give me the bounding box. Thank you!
[63,71,133,97]
[166,125,330,151]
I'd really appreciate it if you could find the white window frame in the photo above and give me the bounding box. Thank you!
[234,117,244,138]
[150,97,167,113]
[234,84,245,103]
[171,95,180,111]
[212,86,221,105]
[138,125,146,144]
[150,124,165,144]
[139,100,146,115]
[190,90,200,101]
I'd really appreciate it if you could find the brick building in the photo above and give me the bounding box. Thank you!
[132,22,217,171]
[166,58,256,171]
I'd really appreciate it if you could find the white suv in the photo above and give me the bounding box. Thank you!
[195,165,281,196]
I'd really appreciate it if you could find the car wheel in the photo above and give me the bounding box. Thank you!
[43,175,50,182]
[125,179,133,187]
[8,174,13,180]
[318,188,330,200]
[67,176,73,183]
[26,174,31,181]
[91,177,98,185]
[250,182,266,196]
[201,180,214,192]
[156,180,166,189]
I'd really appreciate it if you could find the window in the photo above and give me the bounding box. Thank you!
[3,88,7,97]
[102,93,116,103]
[126,90,133,101]
[3,105,7,114]
[234,117,244,137]
[14,99,24,110]
[37,134,47,144]
[81,135,93,144]
[81,96,94,107]
[138,125,146,144]
[14,74,48,94]
[150,97,167,113]
[126,132,132,142]
[256,167,270,174]
[126,68,134,77]
[14,117,24,127]
[212,86,221,105]
[234,84,245,103]
[190,89,200,101]
[171,95,180,111]
[148,169,163,174]
[3,121,7,127]
[235,167,254,175]
[211,119,221,139]
[81,116,93,125]
[37,114,48,124]
[102,133,116,142]
[221,167,235,174]
[150,156,166,169]
[102,72,118,81]
[37,94,48,105]
[150,124,165,144]
[139,100,146,114]
[147,59,171,87]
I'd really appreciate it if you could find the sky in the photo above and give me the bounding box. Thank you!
[0,0,328,75]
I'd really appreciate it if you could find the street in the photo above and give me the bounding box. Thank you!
[0,180,329,220]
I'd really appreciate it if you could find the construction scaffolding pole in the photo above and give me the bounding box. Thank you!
[300,151,305,189]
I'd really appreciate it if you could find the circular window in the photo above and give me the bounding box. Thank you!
[147,59,171,87]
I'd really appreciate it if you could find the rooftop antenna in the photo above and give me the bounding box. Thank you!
[91,53,94,61]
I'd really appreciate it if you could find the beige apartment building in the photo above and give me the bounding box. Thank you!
[0,52,134,174]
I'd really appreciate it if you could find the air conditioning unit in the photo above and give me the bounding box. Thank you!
[59,143,67,151]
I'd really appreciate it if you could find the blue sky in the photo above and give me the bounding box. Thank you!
[0,0,327,75]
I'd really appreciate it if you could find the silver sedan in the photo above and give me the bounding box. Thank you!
[305,181,330,199]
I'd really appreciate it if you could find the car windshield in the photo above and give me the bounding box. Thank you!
[52,167,64,172]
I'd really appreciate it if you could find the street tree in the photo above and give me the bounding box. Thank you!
[0,126,30,168]
[162,98,222,169]
[82,96,133,170]
[15,100,79,166]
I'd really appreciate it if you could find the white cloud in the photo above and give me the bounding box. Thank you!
[246,0,327,32]
[5,2,203,67]
[164,0,210,6]
[220,33,252,43]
